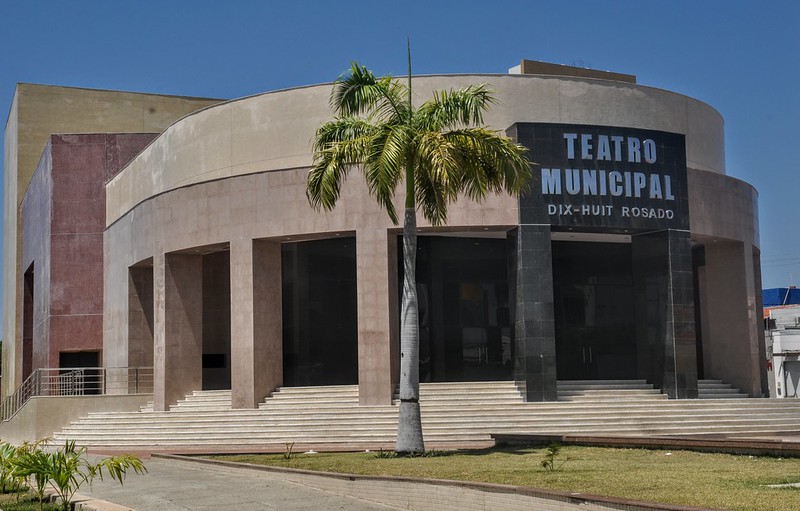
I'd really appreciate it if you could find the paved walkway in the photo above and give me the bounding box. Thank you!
[80,456,399,511]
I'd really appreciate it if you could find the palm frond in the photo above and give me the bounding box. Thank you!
[361,125,410,224]
[412,132,466,225]
[415,84,494,132]
[308,118,377,212]
[442,128,532,201]
[312,117,376,153]
[415,131,461,193]
[414,158,453,226]
[331,62,408,122]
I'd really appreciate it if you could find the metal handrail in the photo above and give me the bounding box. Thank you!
[1,366,154,422]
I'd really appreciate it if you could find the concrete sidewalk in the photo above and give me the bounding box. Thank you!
[80,456,400,511]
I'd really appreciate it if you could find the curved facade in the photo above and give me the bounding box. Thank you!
[21,66,749,411]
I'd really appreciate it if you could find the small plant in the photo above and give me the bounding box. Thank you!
[375,448,397,459]
[11,439,52,511]
[283,442,295,460]
[0,441,26,496]
[391,449,449,458]
[540,442,570,472]
[12,439,146,511]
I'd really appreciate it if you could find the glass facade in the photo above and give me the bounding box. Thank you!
[400,236,513,382]
[279,233,684,388]
[552,241,637,380]
[282,237,358,386]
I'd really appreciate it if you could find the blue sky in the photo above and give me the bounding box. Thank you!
[1,0,798,322]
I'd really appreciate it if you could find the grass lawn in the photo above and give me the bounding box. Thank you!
[214,445,800,511]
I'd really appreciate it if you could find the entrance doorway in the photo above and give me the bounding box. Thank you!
[552,241,637,380]
[59,351,101,394]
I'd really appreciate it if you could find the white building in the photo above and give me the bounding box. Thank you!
[766,305,800,398]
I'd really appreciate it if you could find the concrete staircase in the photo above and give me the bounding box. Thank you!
[52,380,800,451]
[697,379,751,399]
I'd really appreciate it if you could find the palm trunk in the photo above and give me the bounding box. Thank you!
[396,206,424,453]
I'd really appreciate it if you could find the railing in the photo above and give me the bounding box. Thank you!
[1,367,153,422]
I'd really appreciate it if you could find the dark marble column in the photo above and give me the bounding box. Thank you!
[632,229,697,398]
[508,225,557,401]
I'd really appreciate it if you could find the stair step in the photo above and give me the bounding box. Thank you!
[54,379,786,450]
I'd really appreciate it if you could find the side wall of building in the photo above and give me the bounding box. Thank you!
[20,143,52,375]
[3,85,221,397]
[19,134,159,375]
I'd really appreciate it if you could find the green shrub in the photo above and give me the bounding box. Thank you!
[8,439,146,511]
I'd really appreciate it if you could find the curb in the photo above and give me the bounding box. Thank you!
[43,489,135,511]
[492,433,800,457]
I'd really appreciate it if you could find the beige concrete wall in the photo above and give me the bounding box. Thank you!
[3,93,20,398]
[688,169,763,394]
[0,394,151,445]
[688,169,759,248]
[703,242,764,396]
[106,74,727,226]
[20,142,53,375]
[3,84,221,398]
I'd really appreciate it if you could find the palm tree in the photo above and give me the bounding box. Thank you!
[307,52,531,453]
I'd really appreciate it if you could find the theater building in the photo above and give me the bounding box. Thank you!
[3,61,768,411]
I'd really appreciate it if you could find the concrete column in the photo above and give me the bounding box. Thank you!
[703,241,764,396]
[509,225,557,402]
[356,229,396,405]
[230,239,282,409]
[753,249,769,397]
[154,253,203,411]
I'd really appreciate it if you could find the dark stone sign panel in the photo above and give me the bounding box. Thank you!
[511,123,689,231]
